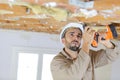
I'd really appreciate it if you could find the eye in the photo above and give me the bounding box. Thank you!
[70,33,74,37]
[77,35,82,38]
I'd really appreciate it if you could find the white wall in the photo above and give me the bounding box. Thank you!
[0,29,62,80]
[0,29,120,80]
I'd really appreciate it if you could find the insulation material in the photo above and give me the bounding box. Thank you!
[0,1,120,39]
[27,6,68,21]
[12,2,69,21]
[71,9,98,18]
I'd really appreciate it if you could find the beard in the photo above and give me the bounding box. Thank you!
[69,46,79,51]
[66,40,80,51]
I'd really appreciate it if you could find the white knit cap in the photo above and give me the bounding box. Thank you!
[60,22,84,39]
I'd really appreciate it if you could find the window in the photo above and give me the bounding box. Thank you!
[41,54,55,80]
[17,53,39,80]
[12,47,59,80]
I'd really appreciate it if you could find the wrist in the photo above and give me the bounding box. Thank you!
[82,43,90,53]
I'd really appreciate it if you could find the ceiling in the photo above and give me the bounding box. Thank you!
[0,0,120,39]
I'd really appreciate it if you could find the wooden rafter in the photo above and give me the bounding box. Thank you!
[0,1,120,40]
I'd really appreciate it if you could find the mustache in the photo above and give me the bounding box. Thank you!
[71,40,79,43]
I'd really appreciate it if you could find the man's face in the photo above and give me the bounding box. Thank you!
[62,28,82,51]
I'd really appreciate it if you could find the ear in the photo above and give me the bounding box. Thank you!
[61,38,65,44]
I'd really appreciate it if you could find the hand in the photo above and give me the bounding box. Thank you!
[98,32,115,49]
[82,26,95,53]
[83,26,95,46]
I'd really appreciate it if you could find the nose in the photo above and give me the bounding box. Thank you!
[74,35,80,41]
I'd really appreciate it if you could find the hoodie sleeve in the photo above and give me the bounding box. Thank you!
[91,40,120,68]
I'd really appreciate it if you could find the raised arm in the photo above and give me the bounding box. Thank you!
[90,40,120,68]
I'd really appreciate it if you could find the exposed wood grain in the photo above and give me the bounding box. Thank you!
[0,1,120,40]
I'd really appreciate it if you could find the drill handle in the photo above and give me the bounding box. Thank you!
[91,32,99,48]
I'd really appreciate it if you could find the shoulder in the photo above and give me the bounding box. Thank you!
[53,52,66,59]
[51,52,66,64]
[50,52,69,69]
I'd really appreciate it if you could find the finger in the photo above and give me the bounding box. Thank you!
[87,27,94,33]
[84,26,90,32]
[98,35,102,42]
[99,32,106,36]
[90,30,96,37]
[99,33,106,40]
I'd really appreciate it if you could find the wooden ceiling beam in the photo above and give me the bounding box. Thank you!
[94,0,120,10]
[0,1,120,40]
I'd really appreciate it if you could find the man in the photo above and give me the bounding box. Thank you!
[50,22,120,80]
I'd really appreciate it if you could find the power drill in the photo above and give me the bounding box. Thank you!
[91,24,118,47]
[83,23,118,48]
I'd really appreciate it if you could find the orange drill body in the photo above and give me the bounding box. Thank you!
[91,25,117,47]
